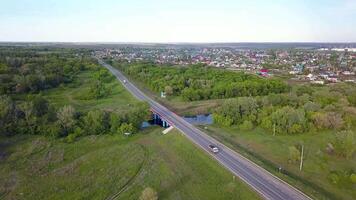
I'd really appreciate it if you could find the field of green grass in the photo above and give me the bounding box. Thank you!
[0,128,260,200]
[201,125,356,200]
[42,71,138,112]
[0,68,260,200]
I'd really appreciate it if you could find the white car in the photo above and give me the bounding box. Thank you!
[123,80,127,84]
[209,145,219,153]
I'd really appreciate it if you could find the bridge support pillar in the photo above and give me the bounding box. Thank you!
[151,112,170,128]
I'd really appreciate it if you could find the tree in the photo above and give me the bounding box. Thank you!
[21,102,37,134]
[326,112,344,130]
[110,112,123,134]
[332,130,355,159]
[89,80,111,99]
[212,113,233,127]
[57,105,76,136]
[303,101,321,112]
[164,85,173,96]
[0,95,17,136]
[31,95,49,117]
[82,110,109,135]
[118,123,134,135]
[139,187,158,200]
[239,120,254,131]
[270,107,307,134]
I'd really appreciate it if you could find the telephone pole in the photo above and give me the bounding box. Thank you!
[299,144,304,171]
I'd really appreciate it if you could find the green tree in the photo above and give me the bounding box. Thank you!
[21,102,37,134]
[332,130,355,159]
[31,95,49,117]
[57,105,76,136]
[239,120,254,131]
[82,110,109,135]
[270,107,307,134]
[118,123,134,135]
[164,85,173,96]
[0,95,17,136]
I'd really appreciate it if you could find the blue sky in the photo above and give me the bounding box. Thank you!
[0,0,355,42]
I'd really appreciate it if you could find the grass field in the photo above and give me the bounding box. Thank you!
[42,70,138,112]
[0,68,260,200]
[0,128,260,200]
[201,125,356,200]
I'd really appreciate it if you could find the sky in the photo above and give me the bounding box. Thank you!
[0,0,355,43]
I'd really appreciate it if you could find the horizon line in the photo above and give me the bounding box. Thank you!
[1,41,356,44]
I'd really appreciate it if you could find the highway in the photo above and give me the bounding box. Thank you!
[98,59,312,200]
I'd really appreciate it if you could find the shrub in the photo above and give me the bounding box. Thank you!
[139,187,158,200]
[331,130,355,159]
[288,146,300,164]
[118,123,134,135]
[239,120,254,131]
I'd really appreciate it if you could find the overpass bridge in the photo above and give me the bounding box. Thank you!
[150,108,171,128]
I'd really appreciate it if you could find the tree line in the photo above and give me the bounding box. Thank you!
[114,62,290,101]
[0,92,150,141]
[213,84,356,159]
[0,47,97,95]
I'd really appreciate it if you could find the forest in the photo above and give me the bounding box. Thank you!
[113,61,289,101]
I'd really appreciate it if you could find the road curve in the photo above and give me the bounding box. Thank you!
[98,59,312,200]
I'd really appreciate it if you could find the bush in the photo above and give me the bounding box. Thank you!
[288,146,300,164]
[239,120,254,131]
[82,110,109,135]
[139,187,158,200]
[66,127,84,143]
[118,123,134,135]
[351,174,356,184]
[331,130,355,159]
[213,113,233,127]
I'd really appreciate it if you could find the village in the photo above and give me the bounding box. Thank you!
[96,45,356,85]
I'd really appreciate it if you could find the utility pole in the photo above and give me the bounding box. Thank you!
[299,144,304,171]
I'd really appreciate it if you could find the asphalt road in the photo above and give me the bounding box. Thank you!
[98,59,312,200]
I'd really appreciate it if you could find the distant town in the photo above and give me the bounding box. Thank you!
[95,44,356,85]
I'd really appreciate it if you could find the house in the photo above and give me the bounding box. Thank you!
[258,69,269,77]
[327,76,338,83]
[306,74,315,80]
[311,80,324,85]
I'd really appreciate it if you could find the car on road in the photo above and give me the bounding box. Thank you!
[123,80,127,84]
[208,144,219,153]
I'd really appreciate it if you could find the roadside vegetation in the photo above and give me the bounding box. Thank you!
[0,128,260,200]
[209,83,356,200]
[112,60,356,200]
[112,61,289,101]
[0,47,260,199]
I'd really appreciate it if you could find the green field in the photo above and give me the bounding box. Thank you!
[0,128,260,200]
[202,125,356,200]
[0,68,260,200]
[41,71,138,112]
